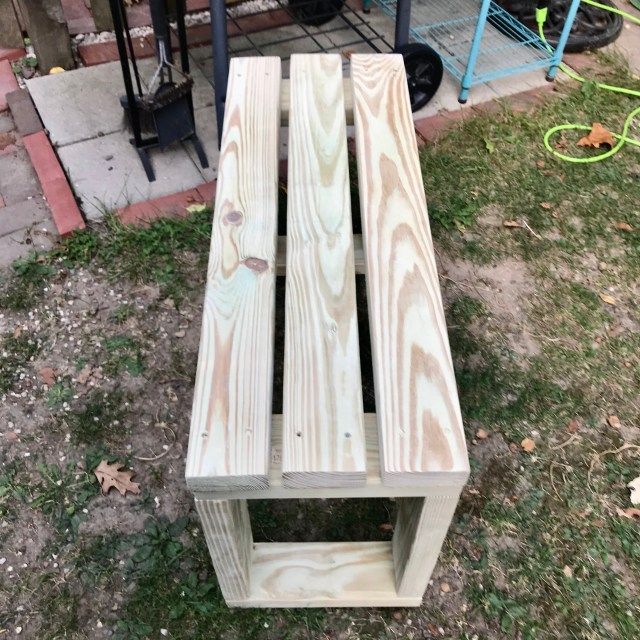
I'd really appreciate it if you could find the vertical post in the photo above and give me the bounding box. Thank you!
[458,0,493,103]
[16,0,74,72]
[209,0,229,147]
[0,0,23,49]
[545,0,581,80]
[195,499,253,603]
[394,0,411,49]
[89,0,114,31]
[392,493,461,597]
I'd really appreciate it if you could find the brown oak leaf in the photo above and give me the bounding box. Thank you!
[614,221,633,232]
[38,367,57,386]
[577,123,615,149]
[94,460,141,496]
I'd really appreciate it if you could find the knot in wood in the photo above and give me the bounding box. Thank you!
[242,257,269,273]
[223,210,243,226]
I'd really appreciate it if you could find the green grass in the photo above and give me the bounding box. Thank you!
[0,331,40,394]
[103,334,145,377]
[61,389,128,445]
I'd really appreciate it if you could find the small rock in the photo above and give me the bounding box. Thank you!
[173,330,186,338]
[440,582,451,593]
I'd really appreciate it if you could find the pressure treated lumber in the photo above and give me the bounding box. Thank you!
[351,54,469,487]
[231,541,421,607]
[195,499,252,601]
[186,57,281,491]
[392,494,461,596]
[277,234,365,276]
[282,54,366,489]
[280,78,354,125]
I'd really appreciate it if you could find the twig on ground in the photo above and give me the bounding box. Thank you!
[587,443,640,487]
[133,424,177,462]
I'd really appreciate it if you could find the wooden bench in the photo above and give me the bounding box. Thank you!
[185,53,469,608]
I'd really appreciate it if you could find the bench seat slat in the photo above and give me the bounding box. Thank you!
[282,54,366,488]
[351,54,469,487]
[186,57,281,491]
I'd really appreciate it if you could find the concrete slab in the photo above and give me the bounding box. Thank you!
[608,5,640,76]
[57,128,208,219]
[27,58,215,148]
[186,106,219,183]
[0,216,58,268]
[0,112,13,134]
[0,196,50,237]
[0,148,42,206]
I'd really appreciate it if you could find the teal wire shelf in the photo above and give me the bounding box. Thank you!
[376,0,555,85]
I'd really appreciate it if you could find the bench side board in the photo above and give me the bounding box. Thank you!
[351,54,469,488]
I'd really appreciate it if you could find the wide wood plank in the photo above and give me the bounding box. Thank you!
[230,542,421,607]
[282,54,366,488]
[350,54,469,487]
[276,234,365,276]
[186,57,281,491]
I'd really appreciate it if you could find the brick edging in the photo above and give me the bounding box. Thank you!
[22,131,86,236]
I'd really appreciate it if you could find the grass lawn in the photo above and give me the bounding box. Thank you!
[0,54,639,639]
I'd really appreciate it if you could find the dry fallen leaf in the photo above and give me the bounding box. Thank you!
[185,203,208,214]
[563,565,573,578]
[476,428,489,440]
[76,364,93,385]
[613,221,633,232]
[599,293,616,306]
[617,507,640,519]
[440,582,451,593]
[577,123,615,148]
[38,367,57,386]
[378,523,394,533]
[629,476,640,506]
[503,220,523,229]
[607,415,621,429]
[567,419,581,433]
[521,438,536,453]
[94,460,141,497]
[540,202,553,210]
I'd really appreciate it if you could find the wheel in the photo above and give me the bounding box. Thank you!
[288,0,346,26]
[493,0,623,53]
[396,43,444,112]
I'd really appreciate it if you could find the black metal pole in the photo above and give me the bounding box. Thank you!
[110,0,144,147]
[209,0,229,147]
[394,0,411,49]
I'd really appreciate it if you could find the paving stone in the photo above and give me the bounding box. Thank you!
[0,147,41,206]
[0,215,57,268]
[186,106,219,183]
[60,0,95,35]
[0,195,50,237]
[57,128,209,220]
[0,111,14,134]
[6,89,43,137]
[27,58,213,148]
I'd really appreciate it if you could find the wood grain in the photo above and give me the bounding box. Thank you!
[185,57,281,491]
[196,498,253,601]
[281,77,354,125]
[230,541,421,607]
[282,54,366,488]
[351,54,469,487]
[392,494,461,596]
[276,234,365,276]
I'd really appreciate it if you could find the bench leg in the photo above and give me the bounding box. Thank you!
[195,498,252,603]
[392,493,461,597]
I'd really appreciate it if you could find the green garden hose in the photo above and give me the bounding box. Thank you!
[536,1,640,162]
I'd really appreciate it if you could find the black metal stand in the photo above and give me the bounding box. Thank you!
[109,0,209,182]
[207,0,413,149]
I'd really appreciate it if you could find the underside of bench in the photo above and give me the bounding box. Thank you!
[185,53,469,608]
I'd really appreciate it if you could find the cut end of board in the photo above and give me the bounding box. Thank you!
[185,473,269,493]
[381,468,470,489]
[282,470,367,489]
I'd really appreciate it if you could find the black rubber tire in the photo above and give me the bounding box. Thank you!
[396,43,444,112]
[288,0,346,26]
[494,0,623,53]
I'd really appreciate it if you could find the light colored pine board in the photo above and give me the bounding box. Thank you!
[350,54,469,487]
[282,54,366,488]
[281,77,354,125]
[276,234,365,276]
[228,541,421,607]
[392,494,461,596]
[186,57,281,492]
[192,414,465,500]
[195,498,253,602]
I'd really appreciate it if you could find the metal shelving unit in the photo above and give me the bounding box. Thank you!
[375,0,582,102]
